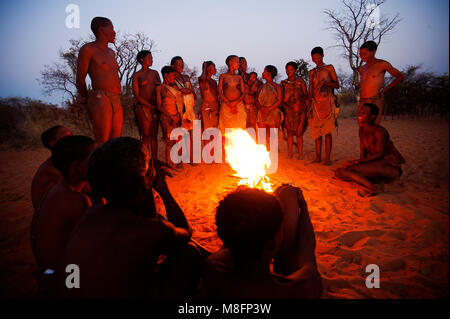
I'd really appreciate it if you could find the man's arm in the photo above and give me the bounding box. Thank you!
[381,62,404,96]
[76,45,91,102]
[268,83,283,110]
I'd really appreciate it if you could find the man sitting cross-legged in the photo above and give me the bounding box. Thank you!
[335,103,405,197]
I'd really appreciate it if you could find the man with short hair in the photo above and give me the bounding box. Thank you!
[203,185,322,299]
[358,40,404,124]
[31,126,72,209]
[335,103,405,197]
[76,17,123,144]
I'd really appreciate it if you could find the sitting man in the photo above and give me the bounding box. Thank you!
[57,137,205,298]
[202,184,322,299]
[31,125,72,209]
[31,135,95,295]
[335,103,405,197]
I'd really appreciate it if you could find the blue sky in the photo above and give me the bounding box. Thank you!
[0,0,448,105]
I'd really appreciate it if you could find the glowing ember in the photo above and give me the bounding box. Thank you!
[224,129,273,192]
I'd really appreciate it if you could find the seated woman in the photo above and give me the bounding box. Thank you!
[218,55,247,133]
[202,185,322,299]
[335,103,405,197]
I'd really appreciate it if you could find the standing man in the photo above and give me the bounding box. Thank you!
[132,50,162,158]
[76,17,123,144]
[358,41,404,124]
[307,47,339,165]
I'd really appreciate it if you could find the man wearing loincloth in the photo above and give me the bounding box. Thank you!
[358,41,404,124]
[199,61,219,130]
[76,17,123,144]
[132,50,162,158]
[307,47,340,165]
[257,65,283,150]
[335,103,405,197]
[281,61,308,159]
[218,55,247,133]
[156,66,183,167]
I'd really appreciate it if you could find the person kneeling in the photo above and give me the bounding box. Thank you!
[335,103,405,197]
[202,184,322,299]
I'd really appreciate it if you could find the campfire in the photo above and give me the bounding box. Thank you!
[224,129,273,192]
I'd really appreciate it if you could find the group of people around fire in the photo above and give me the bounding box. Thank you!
[29,16,406,298]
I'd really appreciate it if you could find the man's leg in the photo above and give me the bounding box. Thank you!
[335,160,400,196]
[297,111,307,159]
[324,133,332,165]
[273,185,317,276]
[87,93,113,144]
[110,99,123,139]
[135,105,151,153]
[149,115,160,160]
[311,136,322,163]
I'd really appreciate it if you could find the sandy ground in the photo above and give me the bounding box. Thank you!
[0,118,448,298]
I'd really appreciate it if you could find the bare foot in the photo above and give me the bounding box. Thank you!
[310,158,321,164]
[288,152,293,159]
[357,189,378,197]
[323,160,332,166]
[297,154,304,160]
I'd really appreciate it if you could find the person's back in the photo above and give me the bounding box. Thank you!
[58,204,177,298]
[31,126,72,209]
[204,248,319,299]
[202,185,322,299]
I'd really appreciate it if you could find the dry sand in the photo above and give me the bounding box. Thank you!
[0,118,448,298]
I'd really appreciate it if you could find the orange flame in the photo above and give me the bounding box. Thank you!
[224,129,273,192]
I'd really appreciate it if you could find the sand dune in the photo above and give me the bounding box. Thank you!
[0,118,448,298]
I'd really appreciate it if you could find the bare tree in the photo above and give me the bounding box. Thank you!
[38,32,156,103]
[324,0,401,92]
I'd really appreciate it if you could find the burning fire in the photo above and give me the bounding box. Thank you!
[224,129,273,192]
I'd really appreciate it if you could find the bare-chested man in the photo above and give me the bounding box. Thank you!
[157,66,183,166]
[76,17,122,144]
[359,41,404,124]
[335,103,405,197]
[202,185,322,299]
[31,126,72,210]
[218,55,247,133]
[307,47,339,165]
[56,137,204,298]
[281,61,308,159]
[199,61,219,130]
[257,65,283,149]
[31,136,95,295]
[132,50,162,158]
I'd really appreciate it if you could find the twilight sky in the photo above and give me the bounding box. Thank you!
[0,0,448,106]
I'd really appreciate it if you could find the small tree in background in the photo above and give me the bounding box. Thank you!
[324,0,401,92]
